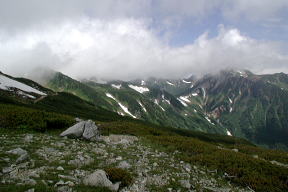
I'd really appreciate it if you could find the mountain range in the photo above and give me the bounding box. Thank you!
[1,69,288,150]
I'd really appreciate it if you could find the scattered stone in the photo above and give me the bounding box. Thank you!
[65,181,75,187]
[24,179,37,185]
[7,148,29,163]
[92,148,106,155]
[179,179,191,189]
[56,166,64,171]
[2,166,13,174]
[153,162,158,167]
[117,161,131,169]
[83,170,120,191]
[24,134,33,143]
[75,117,83,122]
[57,186,72,192]
[252,155,259,159]
[55,180,65,187]
[25,188,35,192]
[232,149,239,152]
[116,156,122,161]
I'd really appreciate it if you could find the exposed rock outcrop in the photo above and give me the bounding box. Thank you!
[60,120,100,141]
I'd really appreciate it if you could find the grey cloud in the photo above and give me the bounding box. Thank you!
[1,19,287,80]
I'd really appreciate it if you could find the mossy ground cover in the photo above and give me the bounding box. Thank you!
[1,101,288,191]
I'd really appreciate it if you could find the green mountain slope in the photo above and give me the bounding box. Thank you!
[178,70,288,150]
[44,72,225,134]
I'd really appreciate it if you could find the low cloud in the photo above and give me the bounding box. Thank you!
[1,18,287,80]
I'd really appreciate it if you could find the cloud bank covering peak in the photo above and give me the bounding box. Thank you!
[0,0,288,80]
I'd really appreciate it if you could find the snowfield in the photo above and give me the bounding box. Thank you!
[0,74,46,96]
[166,81,174,86]
[106,93,137,118]
[128,85,149,94]
[111,84,121,89]
[182,79,192,84]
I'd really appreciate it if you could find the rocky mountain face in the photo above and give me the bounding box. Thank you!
[40,70,288,149]
[1,69,288,149]
[1,71,288,191]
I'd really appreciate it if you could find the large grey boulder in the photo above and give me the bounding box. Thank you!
[82,120,99,141]
[83,170,120,191]
[60,121,86,138]
[60,120,100,141]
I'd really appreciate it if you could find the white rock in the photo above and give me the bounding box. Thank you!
[117,161,131,169]
[179,179,191,189]
[83,170,120,191]
[56,166,64,171]
[82,120,100,141]
[60,121,85,138]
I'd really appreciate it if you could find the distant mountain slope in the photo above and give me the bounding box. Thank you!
[15,69,288,149]
[43,72,225,134]
[177,70,288,149]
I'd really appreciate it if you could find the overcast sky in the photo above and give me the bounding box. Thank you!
[1,0,288,80]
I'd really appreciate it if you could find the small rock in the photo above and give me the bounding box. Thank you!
[232,148,239,152]
[24,179,37,185]
[56,166,64,171]
[153,162,158,167]
[25,188,35,192]
[252,155,259,159]
[57,186,72,192]
[24,134,33,143]
[83,170,120,191]
[116,156,122,161]
[2,167,13,174]
[55,180,65,187]
[179,179,191,189]
[117,161,131,169]
[7,148,27,156]
[65,181,75,187]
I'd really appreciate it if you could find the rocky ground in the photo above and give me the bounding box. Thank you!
[0,132,254,192]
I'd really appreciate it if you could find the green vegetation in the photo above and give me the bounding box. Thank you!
[146,136,288,192]
[104,168,133,188]
[0,103,74,132]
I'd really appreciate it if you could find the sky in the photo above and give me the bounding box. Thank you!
[0,0,288,80]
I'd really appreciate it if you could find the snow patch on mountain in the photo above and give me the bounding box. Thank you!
[166,81,174,86]
[205,116,215,125]
[177,98,188,107]
[137,100,147,112]
[106,93,136,118]
[0,74,46,96]
[202,88,206,98]
[182,79,192,84]
[162,94,170,105]
[141,80,145,86]
[227,130,232,136]
[16,90,36,99]
[154,99,165,111]
[128,85,149,94]
[111,84,121,89]
[192,93,198,96]
[179,96,191,103]
[228,97,233,104]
